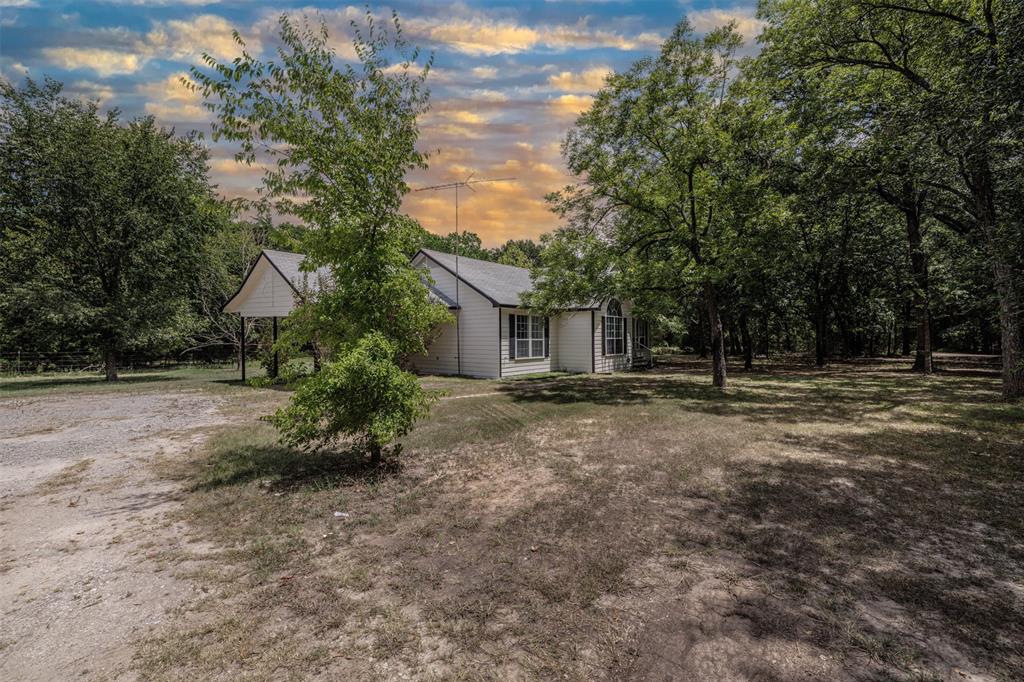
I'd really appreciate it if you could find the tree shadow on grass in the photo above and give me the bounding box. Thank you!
[193,442,402,493]
[496,358,1002,426]
[674,425,1024,677]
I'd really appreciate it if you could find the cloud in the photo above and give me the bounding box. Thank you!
[446,110,489,125]
[105,0,220,5]
[547,66,611,93]
[139,73,208,122]
[208,157,269,176]
[403,133,574,245]
[688,6,765,43]
[403,14,662,56]
[249,6,360,61]
[468,89,508,103]
[471,66,498,80]
[548,94,594,118]
[146,14,256,62]
[0,58,29,80]
[0,1,37,7]
[67,80,116,104]
[41,47,143,76]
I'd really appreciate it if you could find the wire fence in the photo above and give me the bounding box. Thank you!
[0,350,240,376]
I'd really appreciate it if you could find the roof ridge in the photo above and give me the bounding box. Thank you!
[419,247,529,274]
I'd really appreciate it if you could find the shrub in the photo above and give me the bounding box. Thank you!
[272,332,436,463]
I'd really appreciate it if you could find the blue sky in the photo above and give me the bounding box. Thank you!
[0,1,761,245]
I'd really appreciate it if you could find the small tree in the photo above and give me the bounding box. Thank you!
[192,11,450,460]
[274,333,434,463]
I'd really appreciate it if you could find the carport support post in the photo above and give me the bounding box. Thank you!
[240,316,246,382]
[272,317,279,379]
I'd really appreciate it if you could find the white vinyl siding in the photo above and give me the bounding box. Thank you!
[229,258,299,318]
[411,316,460,375]
[410,254,499,378]
[553,311,591,373]
[501,308,553,377]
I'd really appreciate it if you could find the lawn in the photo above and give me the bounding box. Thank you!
[0,364,251,397]
[112,356,1023,681]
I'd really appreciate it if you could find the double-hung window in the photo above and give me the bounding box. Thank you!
[604,299,625,355]
[510,313,547,359]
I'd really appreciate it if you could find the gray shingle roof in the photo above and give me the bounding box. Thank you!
[262,249,331,295]
[418,248,535,307]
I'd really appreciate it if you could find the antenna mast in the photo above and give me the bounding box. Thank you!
[413,175,516,376]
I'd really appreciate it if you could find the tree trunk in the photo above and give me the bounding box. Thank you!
[901,300,913,356]
[104,347,118,382]
[761,315,770,358]
[814,307,828,367]
[991,253,1024,399]
[369,440,382,465]
[967,150,1022,399]
[878,180,933,371]
[906,204,933,373]
[740,312,753,370]
[697,310,707,359]
[705,283,726,388]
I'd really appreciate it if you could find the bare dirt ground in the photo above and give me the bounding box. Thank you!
[1,361,1021,682]
[0,390,229,681]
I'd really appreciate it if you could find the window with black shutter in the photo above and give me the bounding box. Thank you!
[509,313,517,359]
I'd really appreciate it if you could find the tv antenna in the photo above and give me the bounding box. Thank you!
[413,174,516,375]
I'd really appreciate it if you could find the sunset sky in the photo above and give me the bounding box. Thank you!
[0,1,762,246]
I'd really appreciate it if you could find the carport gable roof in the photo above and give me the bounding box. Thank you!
[224,249,459,313]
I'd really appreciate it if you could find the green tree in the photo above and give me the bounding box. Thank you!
[0,78,216,380]
[536,20,779,388]
[191,11,450,460]
[274,332,435,460]
[759,0,1024,396]
[493,239,543,267]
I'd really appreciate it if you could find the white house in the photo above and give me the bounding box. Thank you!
[223,248,651,379]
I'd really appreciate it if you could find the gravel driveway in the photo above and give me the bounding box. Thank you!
[0,389,228,681]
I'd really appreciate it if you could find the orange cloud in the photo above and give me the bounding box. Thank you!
[548,94,594,118]
[548,67,611,93]
[403,138,575,246]
[404,14,662,56]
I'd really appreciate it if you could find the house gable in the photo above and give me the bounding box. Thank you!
[222,254,301,317]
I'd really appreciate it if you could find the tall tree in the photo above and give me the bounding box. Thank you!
[759,0,1024,396]
[0,78,215,380]
[536,21,779,388]
[191,11,449,460]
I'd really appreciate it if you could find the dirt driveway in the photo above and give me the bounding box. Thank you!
[0,389,229,681]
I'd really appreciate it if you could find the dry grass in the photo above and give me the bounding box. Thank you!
[36,458,94,493]
[135,358,1024,681]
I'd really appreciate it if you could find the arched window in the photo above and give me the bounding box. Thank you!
[603,299,625,355]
